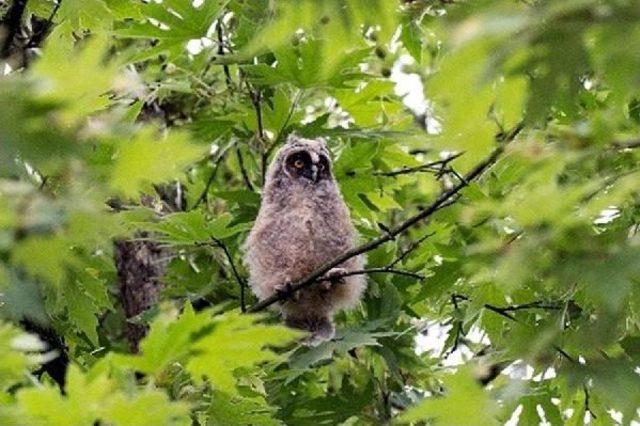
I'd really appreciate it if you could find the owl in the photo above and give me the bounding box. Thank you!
[244,135,366,344]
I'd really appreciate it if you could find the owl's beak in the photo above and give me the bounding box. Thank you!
[310,164,319,182]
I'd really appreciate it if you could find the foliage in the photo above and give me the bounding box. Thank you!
[1,0,640,424]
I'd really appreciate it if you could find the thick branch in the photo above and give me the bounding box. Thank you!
[248,144,507,312]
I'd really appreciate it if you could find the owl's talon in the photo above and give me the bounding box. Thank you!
[319,267,347,291]
[275,281,299,301]
[325,267,347,284]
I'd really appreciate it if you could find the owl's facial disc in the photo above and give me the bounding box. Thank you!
[284,151,331,183]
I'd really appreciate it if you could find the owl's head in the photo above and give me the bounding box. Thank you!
[272,135,333,184]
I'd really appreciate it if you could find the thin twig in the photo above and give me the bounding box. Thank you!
[248,142,510,313]
[329,267,425,281]
[454,294,566,315]
[192,141,236,209]
[244,82,265,141]
[484,301,562,316]
[584,384,597,419]
[374,152,465,178]
[481,301,576,363]
[483,304,518,321]
[264,89,304,160]
[243,79,267,184]
[388,231,435,269]
[554,346,577,363]
[236,147,255,192]
[500,301,562,312]
[444,294,464,358]
[216,18,232,88]
[477,361,510,386]
[199,238,246,312]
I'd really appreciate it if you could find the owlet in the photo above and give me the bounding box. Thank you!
[244,135,366,343]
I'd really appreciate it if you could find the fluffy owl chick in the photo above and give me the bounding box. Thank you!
[244,135,365,344]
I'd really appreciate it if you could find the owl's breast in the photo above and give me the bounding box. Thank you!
[252,198,354,278]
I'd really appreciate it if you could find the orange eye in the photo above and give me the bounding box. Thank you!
[294,159,304,169]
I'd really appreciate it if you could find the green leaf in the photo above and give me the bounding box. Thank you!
[246,41,371,89]
[207,391,282,426]
[101,388,191,426]
[55,0,114,39]
[16,365,190,425]
[289,328,396,374]
[64,281,101,346]
[115,305,299,395]
[32,32,117,123]
[12,235,70,289]
[399,368,499,425]
[116,0,226,61]
[186,311,299,394]
[0,322,46,390]
[141,211,250,245]
[401,18,423,63]
[113,303,212,375]
[110,128,203,197]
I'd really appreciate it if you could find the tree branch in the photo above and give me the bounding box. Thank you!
[248,143,509,312]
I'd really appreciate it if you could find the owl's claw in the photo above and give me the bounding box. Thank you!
[320,267,347,291]
[275,281,300,302]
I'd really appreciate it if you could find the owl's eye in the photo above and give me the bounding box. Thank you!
[318,162,325,170]
[294,159,305,169]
